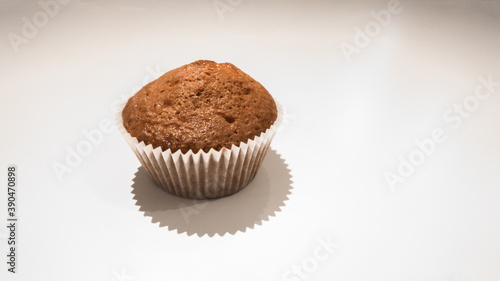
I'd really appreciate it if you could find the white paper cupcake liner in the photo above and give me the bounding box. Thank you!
[116,101,283,199]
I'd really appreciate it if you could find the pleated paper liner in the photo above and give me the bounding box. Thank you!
[116,101,283,199]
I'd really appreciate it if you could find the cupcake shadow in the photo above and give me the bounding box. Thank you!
[131,149,293,237]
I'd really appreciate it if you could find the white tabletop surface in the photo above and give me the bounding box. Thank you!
[1,0,500,280]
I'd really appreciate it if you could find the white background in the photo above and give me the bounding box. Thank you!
[1,0,500,280]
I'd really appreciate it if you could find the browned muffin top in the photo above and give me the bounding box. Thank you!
[122,60,278,153]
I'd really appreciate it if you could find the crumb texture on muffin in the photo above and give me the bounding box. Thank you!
[122,60,278,153]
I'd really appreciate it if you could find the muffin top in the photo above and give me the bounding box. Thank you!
[122,60,278,153]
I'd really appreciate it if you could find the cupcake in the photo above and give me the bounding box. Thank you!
[117,60,281,199]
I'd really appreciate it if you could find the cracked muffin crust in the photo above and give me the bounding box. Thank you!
[122,60,278,153]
